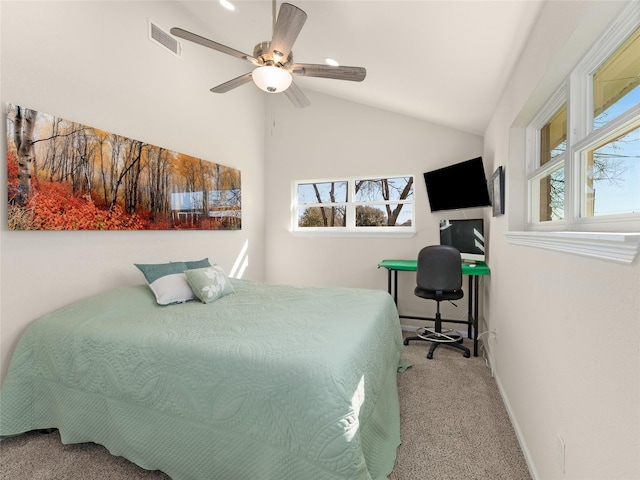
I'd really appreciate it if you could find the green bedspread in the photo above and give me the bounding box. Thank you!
[0,279,403,479]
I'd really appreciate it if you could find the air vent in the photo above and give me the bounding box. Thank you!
[149,20,181,58]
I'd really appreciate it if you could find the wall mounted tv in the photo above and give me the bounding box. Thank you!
[423,157,492,211]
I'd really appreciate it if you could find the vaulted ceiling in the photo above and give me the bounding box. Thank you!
[177,0,545,135]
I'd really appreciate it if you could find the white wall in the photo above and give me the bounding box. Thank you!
[263,90,485,322]
[3,1,638,478]
[483,1,640,479]
[0,1,267,380]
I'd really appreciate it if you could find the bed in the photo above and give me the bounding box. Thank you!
[0,278,404,480]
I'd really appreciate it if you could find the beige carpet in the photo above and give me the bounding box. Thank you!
[390,333,531,479]
[0,334,530,479]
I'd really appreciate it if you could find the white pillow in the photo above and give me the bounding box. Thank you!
[184,265,235,304]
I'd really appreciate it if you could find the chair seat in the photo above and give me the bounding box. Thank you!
[414,286,463,301]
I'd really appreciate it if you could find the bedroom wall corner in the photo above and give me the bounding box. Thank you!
[263,90,485,324]
[0,1,267,382]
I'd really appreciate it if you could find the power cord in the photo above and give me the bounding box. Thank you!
[477,331,497,377]
[476,330,496,340]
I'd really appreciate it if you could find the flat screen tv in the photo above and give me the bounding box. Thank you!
[439,219,485,263]
[423,157,491,212]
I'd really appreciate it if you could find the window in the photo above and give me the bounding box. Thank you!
[296,180,347,227]
[581,126,640,218]
[527,19,640,231]
[540,104,567,164]
[593,27,640,130]
[532,102,567,222]
[293,176,414,234]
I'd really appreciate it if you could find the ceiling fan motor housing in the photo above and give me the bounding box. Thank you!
[253,41,293,68]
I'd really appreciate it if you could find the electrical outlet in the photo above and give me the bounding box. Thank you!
[556,434,566,474]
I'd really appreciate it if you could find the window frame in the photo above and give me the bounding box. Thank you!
[525,12,640,234]
[527,88,568,227]
[507,4,640,265]
[291,175,416,237]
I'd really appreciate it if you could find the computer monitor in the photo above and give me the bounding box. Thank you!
[439,219,485,263]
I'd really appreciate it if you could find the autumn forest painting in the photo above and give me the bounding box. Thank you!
[7,104,241,230]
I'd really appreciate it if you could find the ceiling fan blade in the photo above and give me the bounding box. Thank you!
[291,63,367,82]
[210,73,254,93]
[271,3,307,62]
[170,27,258,65]
[284,81,311,108]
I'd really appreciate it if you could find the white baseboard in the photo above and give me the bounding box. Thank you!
[485,343,540,480]
[400,324,418,332]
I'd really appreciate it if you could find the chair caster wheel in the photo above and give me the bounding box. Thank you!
[403,339,409,346]
[464,352,470,358]
[426,353,433,359]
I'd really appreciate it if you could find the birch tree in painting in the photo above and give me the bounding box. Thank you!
[12,106,37,206]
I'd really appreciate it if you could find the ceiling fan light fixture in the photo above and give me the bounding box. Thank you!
[252,65,292,93]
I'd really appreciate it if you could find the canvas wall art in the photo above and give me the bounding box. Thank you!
[6,104,241,230]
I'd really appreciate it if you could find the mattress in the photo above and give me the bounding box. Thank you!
[0,279,404,479]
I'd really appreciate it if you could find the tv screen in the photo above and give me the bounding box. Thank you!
[439,219,485,263]
[423,157,491,212]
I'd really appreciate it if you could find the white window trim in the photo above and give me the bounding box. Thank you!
[291,175,416,237]
[505,231,640,265]
[509,4,640,265]
[291,229,416,238]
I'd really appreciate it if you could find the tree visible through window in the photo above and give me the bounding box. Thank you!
[536,104,567,222]
[295,176,414,231]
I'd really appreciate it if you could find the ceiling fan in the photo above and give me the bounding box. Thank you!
[170,1,366,108]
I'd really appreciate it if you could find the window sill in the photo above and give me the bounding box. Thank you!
[505,231,640,265]
[291,229,416,238]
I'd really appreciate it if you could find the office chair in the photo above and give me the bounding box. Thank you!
[404,245,471,359]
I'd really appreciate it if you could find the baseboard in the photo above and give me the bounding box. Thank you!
[485,343,540,480]
[400,325,418,332]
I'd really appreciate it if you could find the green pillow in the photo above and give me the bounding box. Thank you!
[135,261,196,305]
[184,265,235,304]
[183,258,211,269]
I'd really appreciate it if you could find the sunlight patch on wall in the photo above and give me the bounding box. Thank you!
[229,239,249,278]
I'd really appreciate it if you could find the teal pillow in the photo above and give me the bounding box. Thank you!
[135,262,196,305]
[183,258,211,269]
[184,265,235,304]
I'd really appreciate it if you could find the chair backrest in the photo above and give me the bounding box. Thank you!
[416,245,463,292]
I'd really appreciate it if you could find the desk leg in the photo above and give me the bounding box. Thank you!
[467,276,479,357]
[386,269,399,306]
[467,276,473,339]
[473,276,479,357]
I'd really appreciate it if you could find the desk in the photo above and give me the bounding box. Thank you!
[378,259,490,357]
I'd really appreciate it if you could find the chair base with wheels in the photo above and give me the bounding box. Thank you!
[404,326,470,359]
